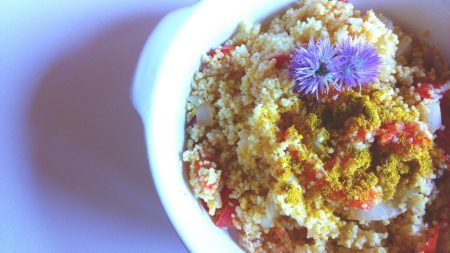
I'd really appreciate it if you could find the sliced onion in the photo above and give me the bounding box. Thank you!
[196,103,213,126]
[260,206,274,228]
[187,95,202,106]
[396,35,412,58]
[348,202,404,221]
[423,100,442,133]
[379,15,394,30]
[260,194,277,228]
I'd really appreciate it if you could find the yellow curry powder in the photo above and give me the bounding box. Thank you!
[275,87,435,206]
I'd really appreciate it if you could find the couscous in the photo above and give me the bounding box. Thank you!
[183,0,450,252]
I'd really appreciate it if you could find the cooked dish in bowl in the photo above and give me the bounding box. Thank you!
[182,0,450,252]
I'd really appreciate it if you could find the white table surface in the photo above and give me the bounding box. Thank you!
[0,0,196,252]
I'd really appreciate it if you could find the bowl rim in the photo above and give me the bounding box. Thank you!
[132,1,450,252]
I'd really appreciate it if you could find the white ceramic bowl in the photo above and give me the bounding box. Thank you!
[132,1,450,252]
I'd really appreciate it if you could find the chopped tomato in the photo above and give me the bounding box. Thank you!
[220,187,239,206]
[303,167,328,190]
[347,188,377,211]
[302,167,320,182]
[270,54,291,68]
[403,123,431,147]
[323,160,378,211]
[301,155,378,211]
[287,148,327,189]
[418,224,440,253]
[294,157,328,191]
[324,156,349,170]
[279,129,290,142]
[378,122,400,145]
[287,147,329,190]
[416,83,434,100]
[289,149,299,159]
[207,45,237,57]
[328,188,377,211]
[327,189,346,202]
[344,126,370,143]
[356,128,368,142]
[377,122,431,153]
[213,204,236,228]
[212,187,238,228]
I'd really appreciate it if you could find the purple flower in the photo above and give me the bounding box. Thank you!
[334,37,381,90]
[289,38,341,97]
[288,37,382,98]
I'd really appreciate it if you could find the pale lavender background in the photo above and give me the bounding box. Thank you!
[0,0,196,252]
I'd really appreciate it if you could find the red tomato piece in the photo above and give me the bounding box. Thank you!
[207,45,237,57]
[344,125,370,143]
[377,122,400,145]
[290,150,299,159]
[270,54,291,68]
[289,149,329,190]
[347,188,377,211]
[323,156,378,210]
[416,83,434,100]
[377,122,431,153]
[324,156,349,170]
[220,187,239,206]
[327,189,346,202]
[418,224,440,253]
[300,160,329,191]
[403,123,431,147]
[212,187,238,228]
[303,169,327,190]
[356,128,367,142]
[213,204,236,228]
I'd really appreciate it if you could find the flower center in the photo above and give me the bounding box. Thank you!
[316,61,329,76]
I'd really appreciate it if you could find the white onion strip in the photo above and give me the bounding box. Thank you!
[348,202,404,221]
[196,103,214,126]
[424,100,442,133]
[396,35,412,58]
